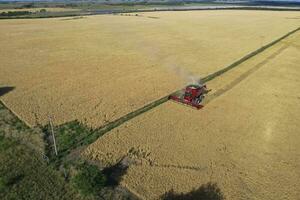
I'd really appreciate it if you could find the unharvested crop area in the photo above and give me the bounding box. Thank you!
[84,32,300,199]
[1,10,300,128]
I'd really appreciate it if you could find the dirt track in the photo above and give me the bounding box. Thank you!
[1,10,300,127]
[84,32,300,199]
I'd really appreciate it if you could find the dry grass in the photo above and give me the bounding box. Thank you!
[84,33,300,199]
[0,10,300,128]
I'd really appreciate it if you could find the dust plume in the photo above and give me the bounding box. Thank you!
[168,65,203,86]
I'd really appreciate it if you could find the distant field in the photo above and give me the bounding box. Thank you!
[0,7,82,19]
[84,32,300,200]
[0,10,300,129]
[0,8,79,12]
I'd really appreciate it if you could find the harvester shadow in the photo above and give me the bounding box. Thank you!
[160,182,224,200]
[0,86,15,97]
[102,159,129,187]
[204,44,288,105]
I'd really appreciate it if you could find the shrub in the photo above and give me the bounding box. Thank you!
[0,177,8,192]
[21,3,34,9]
[0,11,31,17]
[71,163,106,196]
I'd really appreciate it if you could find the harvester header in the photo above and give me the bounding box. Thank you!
[169,84,210,109]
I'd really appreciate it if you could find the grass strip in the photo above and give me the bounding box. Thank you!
[202,26,300,82]
[84,95,170,144]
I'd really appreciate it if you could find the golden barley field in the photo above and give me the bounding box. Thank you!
[0,10,299,128]
[84,32,300,199]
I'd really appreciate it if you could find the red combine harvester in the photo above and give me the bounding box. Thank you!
[169,84,210,109]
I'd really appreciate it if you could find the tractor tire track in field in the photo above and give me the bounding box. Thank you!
[200,26,300,83]
[203,44,290,105]
[84,26,300,145]
[146,163,208,172]
[120,154,208,172]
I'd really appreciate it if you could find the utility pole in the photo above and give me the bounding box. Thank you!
[49,116,58,156]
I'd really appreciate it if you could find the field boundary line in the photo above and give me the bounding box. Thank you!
[0,100,49,162]
[84,26,300,143]
[0,99,32,127]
